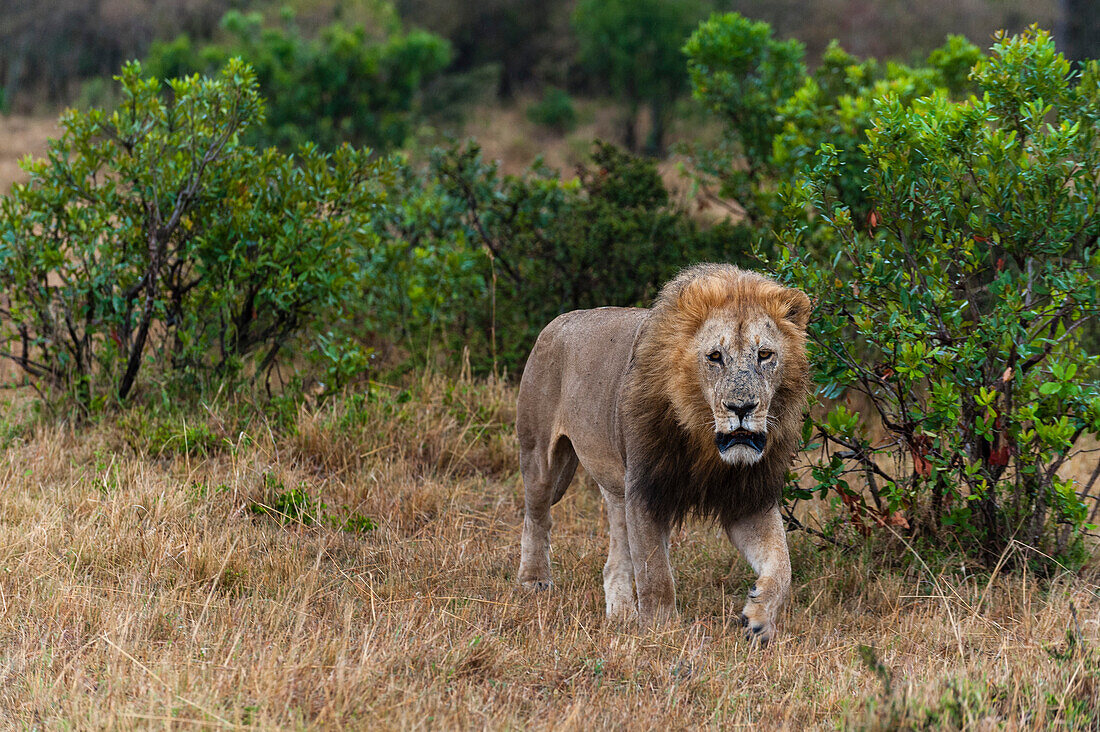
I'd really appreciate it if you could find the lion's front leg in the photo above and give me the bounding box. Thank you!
[600,487,636,621]
[726,504,790,645]
[625,489,675,626]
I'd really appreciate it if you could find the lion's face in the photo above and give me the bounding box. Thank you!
[695,312,788,466]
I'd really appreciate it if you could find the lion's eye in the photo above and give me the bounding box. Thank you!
[706,350,723,365]
[758,349,775,361]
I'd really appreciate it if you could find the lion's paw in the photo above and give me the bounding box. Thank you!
[605,598,637,622]
[739,611,775,645]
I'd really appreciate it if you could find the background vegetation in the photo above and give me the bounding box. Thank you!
[0,0,1097,726]
[0,60,390,408]
[141,10,451,151]
[1,0,1096,556]
[1,0,1096,566]
[776,28,1099,561]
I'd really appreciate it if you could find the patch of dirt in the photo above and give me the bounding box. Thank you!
[0,115,58,191]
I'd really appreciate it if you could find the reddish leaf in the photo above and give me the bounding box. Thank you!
[885,512,910,529]
[909,435,932,477]
[989,416,1012,466]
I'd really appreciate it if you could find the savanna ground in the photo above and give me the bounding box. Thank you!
[0,113,1098,729]
[0,375,1097,729]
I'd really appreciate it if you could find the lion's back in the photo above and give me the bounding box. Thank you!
[516,307,648,486]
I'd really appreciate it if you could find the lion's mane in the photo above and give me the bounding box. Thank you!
[622,263,811,528]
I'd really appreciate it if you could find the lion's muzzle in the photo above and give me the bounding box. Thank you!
[715,429,766,455]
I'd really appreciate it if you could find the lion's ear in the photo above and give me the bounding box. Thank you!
[782,289,812,329]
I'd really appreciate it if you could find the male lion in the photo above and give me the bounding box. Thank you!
[516,263,810,643]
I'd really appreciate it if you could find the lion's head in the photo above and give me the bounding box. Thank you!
[624,263,811,527]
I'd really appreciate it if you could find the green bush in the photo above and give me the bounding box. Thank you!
[685,14,980,230]
[362,141,755,374]
[774,28,1100,561]
[771,42,956,227]
[526,87,578,132]
[0,60,389,409]
[431,141,754,373]
[684,11,805,210]
[144,10,451,152]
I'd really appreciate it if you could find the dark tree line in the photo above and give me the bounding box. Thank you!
[0,0,229,109]
[1059,0,1100,63]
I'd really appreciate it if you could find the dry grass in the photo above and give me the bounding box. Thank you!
[0,107,1098,729]
[0,377,1097,729]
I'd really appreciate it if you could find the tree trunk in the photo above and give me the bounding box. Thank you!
[644,96,667,157]
[622,101,639,153]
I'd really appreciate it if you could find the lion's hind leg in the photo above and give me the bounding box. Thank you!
[600,486,636,620]
[518,436,578,590]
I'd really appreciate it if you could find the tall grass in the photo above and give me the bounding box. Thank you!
[0,377,1096,728]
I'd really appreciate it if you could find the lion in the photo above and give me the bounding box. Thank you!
[516,263,810,643]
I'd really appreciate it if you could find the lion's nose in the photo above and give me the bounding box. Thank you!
[724,400,758,420]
